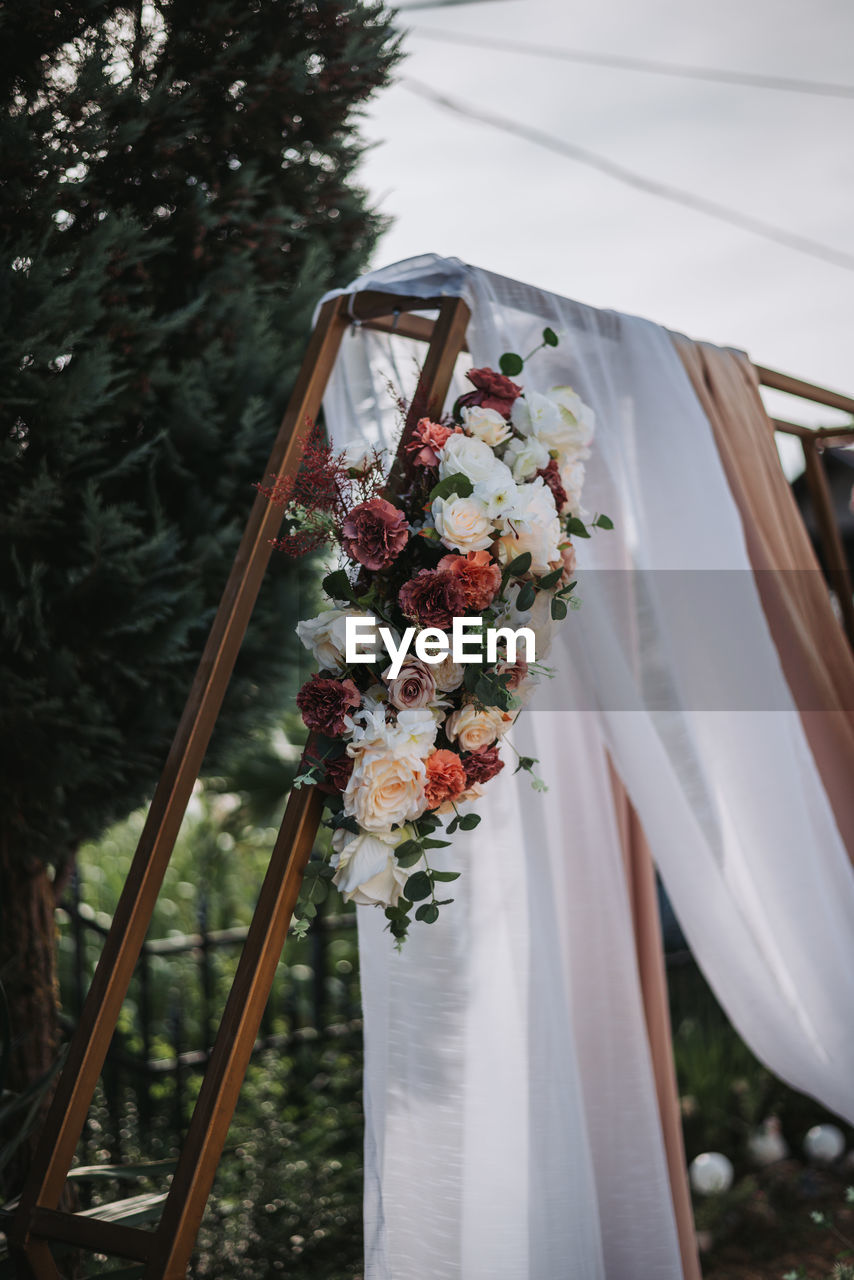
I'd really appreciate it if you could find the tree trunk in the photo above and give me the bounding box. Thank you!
[0,833,62,1203]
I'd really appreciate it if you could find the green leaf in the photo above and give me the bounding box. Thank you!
[514,755,539,774]
[537,567,563,589]
[504,551,532,578]
[415,904,440,924]
[516,582,536,611]
[566,516,590,539]
[395,848,423,869]
[594,513,614,530]
[499,352,524,377]
[551,597,568,621]
[542,326,559,347]
[431,870,461,882]
[394,839,422,860]
[404,871,432,902]
[322,568,353,601]
[421,837,451,849]
[300,901,317,919]
[429,472,474,502]
[458,813,480,830]
[446,815,460,834]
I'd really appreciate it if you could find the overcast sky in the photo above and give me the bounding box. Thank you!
[351,0,852,460]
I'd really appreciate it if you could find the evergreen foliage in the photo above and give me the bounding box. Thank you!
[0,0,400,868]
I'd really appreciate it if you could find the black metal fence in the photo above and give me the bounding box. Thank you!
[55,868,361,1157]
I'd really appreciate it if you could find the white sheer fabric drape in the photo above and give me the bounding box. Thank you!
[318,255,854,1280]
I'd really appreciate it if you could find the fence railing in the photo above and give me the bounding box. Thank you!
[56,867,360,1157]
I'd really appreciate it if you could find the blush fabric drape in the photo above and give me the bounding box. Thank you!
[672,336,854,859]
[317,254,854,1280]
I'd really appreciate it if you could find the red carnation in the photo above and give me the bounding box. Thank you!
[424,749,468,808]
[535,458,568,514]
[437,549,502,610]
[463,745,505,787]
[296,674,361,736]
[398,568,468,630]
[318,752,354,795]
[341,497,409,571]
[457,367,523,418]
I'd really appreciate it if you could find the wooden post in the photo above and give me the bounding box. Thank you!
[10,291,471,1278]
[801,436,854,647]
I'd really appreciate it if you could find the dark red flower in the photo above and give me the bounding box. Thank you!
[296,674,361,736]
[458,367,523,418]
[535,458,568,514]
[463,744,505,787]
[398,568,467,630]
[341,497,409,571]
[318,752,354,794]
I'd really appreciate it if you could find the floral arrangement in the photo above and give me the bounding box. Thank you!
[260,331,612,943]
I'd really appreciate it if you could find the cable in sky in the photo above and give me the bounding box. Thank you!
[407,26,854,100]
[402,77,854,273]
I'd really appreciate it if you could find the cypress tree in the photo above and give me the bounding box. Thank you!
[0,0,399,1192]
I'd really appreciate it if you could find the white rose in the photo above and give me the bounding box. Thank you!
[432,653,465,692]
[503,434,550,482]
[346,702,438,757]
[338,440,376,473]
[432,494,493,552]
[438,433,506,487]
[560,456,586,516]
[296,607,378,671]
[332,829,412,908]
[343,748,427,832]
[462,405,512,447]
[550,386,595,458]
[494,478,563,573]
[445,704,511,753]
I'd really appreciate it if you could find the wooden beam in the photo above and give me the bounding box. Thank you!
[756,365,854,416]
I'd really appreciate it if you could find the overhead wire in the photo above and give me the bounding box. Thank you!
[408,25,854,100]
[402,76,854,273]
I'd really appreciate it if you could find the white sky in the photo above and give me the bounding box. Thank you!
[353,0,852,462]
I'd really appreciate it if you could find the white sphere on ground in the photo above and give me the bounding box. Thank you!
[803,1124,845,1163]
[689,1152,734,1195]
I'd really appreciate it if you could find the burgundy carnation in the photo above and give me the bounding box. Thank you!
[463,744,505,787]
[318,752,354,795]
[535,458,568,514]
[398,568,468,630]
[341,497,409,571]
[296,674,361,736]
[457,366,523,418]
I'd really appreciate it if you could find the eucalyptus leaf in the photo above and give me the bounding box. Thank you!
[415,904,440,924]
[516,582,536,611]
[431,870,461,882]
[566,516,590,539]
[542,326,559,347]
[429,472,474,502]
[595,513,614,529]
[551,597,568,621]
[499,352,524,377]
[395,848,423,869]
[458,813,480,830]
[504,551,532,578]
[404,871,432,902]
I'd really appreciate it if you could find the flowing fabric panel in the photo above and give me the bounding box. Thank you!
[318,255,854,1278]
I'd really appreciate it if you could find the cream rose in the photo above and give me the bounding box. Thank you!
[445,704,511,753]
[296,607,378,671]
[559,456,586,515]
[331,829,413,908]
[462,404,512,447]
[343,748,427,832]
[432,653,465,692]
[432,494,493,553]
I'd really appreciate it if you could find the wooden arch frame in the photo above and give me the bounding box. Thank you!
[8,286,854,1278]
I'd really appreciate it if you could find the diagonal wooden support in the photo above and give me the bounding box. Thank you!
[10,291,472,1279]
